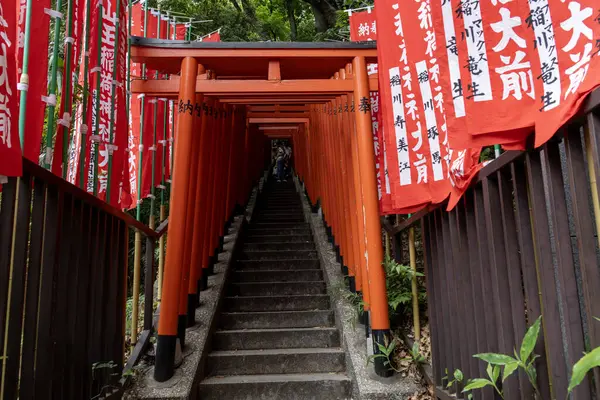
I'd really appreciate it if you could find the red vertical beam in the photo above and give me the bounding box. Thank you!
[155,56,198,382]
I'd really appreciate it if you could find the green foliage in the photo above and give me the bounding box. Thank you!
[463,316,542,399]
[408,341,426,365]
[367,338,401,373]
[383,254,425,322]
[567,318,600,393]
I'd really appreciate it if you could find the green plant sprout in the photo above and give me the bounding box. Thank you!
[463,316,542,399]
[567,316,600,395]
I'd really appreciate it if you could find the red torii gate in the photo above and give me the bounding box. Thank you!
[131,39,391,381]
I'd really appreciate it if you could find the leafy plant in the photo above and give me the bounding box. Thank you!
[445,368,474,399]
[367,338,401,373]
[463,316,543,399]
[408,341,426,365]
[383,254,425,319]
[567,317,600,393]
[329,279,366,328]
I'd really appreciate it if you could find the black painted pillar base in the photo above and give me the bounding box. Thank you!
[357,292,368,326]
[218,236,224,253]
[154,335,177,382]
[208,254,217,275]
[197,279,203,302]
[186,294,196,328]
[364,310,371,338]
[372,329,394,377]
[341,264,349,277]
[348,276,356,293]
[234,203,245,216]
[177,315,187,348]
[200,271,209,291]
[335,246,341,263]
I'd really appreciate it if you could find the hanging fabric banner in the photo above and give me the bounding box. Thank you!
[17,0,51,163]
[140,10,157,199]
[175,23,187,40]
[375,0,482,212]
[429,0,600,149]
[200,30,221,42]
[0,0,21,177]
[52,0,84,176]
[348,9,377,41]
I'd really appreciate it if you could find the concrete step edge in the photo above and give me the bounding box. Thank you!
[215,327,338,334]
[200,373,350,384]
[209,347,345,357]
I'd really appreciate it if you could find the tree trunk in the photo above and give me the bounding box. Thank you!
[286,0,297,41]
[303,0,338,32]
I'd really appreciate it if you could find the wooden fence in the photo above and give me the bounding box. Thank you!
[386,99,600,399]
[0,158,162,399]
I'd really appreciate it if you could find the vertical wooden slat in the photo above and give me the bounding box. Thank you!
[144,236,156,331]
[19,179,47,400]
[540,142,591,399]
[51,193,76,398]
[64,199,84,399]
[454,199,481,381]
[71,203,94,399]
[107,217,122,366]
[424,214,444,386]
[473,186,500,400]
[497,168,530,399]
[525,150,569,399]
[564,128,600,349]
[33,186,60,397]
[2,175,33,400]
[103,217,117,362]
[0,178,16,395]
[463,190,491,389]
[90,212,108,396]
[511,159,551,399]
[446,208,473,388]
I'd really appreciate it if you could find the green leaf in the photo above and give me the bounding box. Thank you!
[463,378,493,392]
[377,342,389,356]
[492,365,501,384]
[520,316,542,362]
[503,362,519,382]
[454,369,464,382]
[475,353,518,365]
[486,363,493,380]
[388,339,397,354]
[568,347,600,393]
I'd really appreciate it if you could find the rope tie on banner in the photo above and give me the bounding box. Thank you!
[107,144,118,155]
[148,99,157,104]
[148,145,157,151]
[41,94,57,106]
[80,124,89,136]
[147,194,156,200]
[166,179,172,183]
[168,137,174,143]
[112,80,124,88]
[139,144,144,152]
[57,112,72,128]
[158,139,167,145]
[157,184,167,190]
[44,8,64,19]
[45,147,53,165]
[137,93,146,99]
[90,135,101,142]
[158,98,168,102]
[137,199,144,205]
[64,36,75,45]
[90,66,101,74]
[17,82,29,92]
[0,176,7,185]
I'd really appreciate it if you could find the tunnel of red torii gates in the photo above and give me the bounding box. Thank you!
[130,37,390,381]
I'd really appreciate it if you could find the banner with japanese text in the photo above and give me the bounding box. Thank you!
[431,0,600,149]
[0,0,21,177]
[52,0,85,176]
[375,0,482,212]
[349,9,377,41]
[17,0,50,163]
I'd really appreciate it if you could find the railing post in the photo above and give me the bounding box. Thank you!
[144,236,155,331]
[155,56,198,382]
[352,55,392,377]
[131,230,142,343]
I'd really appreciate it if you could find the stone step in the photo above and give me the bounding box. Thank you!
[213,327,340,350]
[223,294,330,312]
[256,205,303,211]
[253,216,306,223]
[243,234,313,243]
[246,227,311,236]
[239,250,318,261]
[199,373,352,400]
[227,281,327,296]
[242,242,314,252]
[235,259,320,271]
[231,269,323,283]
[218,310,335,329]
[206,348,345,376]
[250,222,309,229]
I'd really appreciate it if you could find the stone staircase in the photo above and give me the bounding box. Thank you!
[199,180,352,399]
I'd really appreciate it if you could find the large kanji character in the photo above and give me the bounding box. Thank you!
[560,1,593,52]
[491,7,526,52]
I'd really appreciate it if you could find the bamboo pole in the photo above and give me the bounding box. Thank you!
[43,0,65,169]
[78,0,93,189]
[409,226,421,341]
[131,0,149,345]
[60,0,76,177]
[149,9,161,230]
[17,0,33,148]
[106,0,121,202]
[92,7,103,195]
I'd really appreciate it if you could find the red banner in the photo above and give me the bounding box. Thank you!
[375,0,482,212]
[175,23,187,40]
[430,0,600,149]
[349,9,377,41]
[17,0,50,163]
[200,31,221,42]
[0,0,21,177]
[52,0,84,176]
